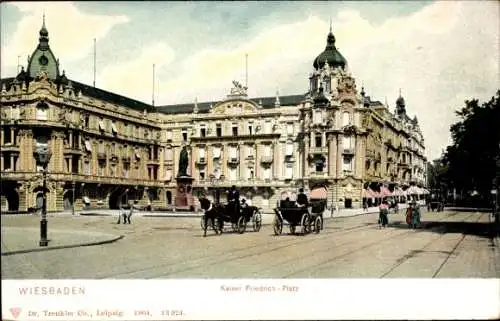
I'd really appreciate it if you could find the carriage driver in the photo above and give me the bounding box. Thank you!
[227,185,240,214]
[296,188,309,214]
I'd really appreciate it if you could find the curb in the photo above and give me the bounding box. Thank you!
[1,235,124,257]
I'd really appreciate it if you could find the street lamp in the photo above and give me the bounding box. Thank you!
[36,146,52,247]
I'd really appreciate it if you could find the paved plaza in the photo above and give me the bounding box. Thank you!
[1,210,499,279]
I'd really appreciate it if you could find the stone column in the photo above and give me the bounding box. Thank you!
[222,143,227,180]
[337,134,342,178]
[273,141,279,179]
[207,144,213,178]
[304,136,310,177]
[255,142,260,180]
[0,155,3,170]
[329,134,337,177]
[239,145,244,180]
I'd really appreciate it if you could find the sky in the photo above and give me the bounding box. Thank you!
[1,1,499,161]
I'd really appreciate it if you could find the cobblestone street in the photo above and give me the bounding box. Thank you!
[1,210,499,279]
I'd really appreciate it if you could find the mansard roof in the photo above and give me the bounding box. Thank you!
[155,94,305,114]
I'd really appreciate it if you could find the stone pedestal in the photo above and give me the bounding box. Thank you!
[174,175,195,211]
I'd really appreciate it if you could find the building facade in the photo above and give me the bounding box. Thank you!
[0,21,426,213]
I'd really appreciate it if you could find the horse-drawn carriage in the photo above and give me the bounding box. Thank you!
[199,197,262,237]
[273,192,325,235]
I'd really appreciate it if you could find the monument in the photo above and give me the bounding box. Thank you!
[174,145,195,211]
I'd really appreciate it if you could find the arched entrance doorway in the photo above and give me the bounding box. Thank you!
[1,189,20,212]
[166,191,172,205]
[63,191,73,211]
[108,188,129,209]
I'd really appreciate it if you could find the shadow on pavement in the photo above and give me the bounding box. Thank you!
[388,218,499,241]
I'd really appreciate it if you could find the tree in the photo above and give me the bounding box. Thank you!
[441,90,500,198]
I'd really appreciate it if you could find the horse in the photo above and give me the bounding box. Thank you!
[199,197,224,237]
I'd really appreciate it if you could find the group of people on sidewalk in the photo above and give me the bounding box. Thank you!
[116,201,138,224]
[378,199,421,229]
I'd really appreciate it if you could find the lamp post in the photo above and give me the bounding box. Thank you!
[36,147,52,247]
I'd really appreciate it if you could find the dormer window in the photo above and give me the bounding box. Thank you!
[216,124,222,137]
[181,128,188,141]
[232,124,238,136]
[248,123,253,135]
[200,126,206,138]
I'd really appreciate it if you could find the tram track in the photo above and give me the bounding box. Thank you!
[96,216,378,279]
[283,212,477,278]
[380,213,480,278]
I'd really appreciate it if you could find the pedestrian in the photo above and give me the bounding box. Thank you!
[116,204,124,224]
[126,201,136,224]
[378,199,389,228]
[411,200,421,228]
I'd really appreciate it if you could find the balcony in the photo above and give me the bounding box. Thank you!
[260,156,273,164]
[227,157,239,165]
[310,171,329,179]
[1,143,19,152]
[309,146,328,154]
[196,158,207,165]
[342,148,355,155]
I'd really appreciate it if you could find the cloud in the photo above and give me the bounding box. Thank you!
[1,2,128,77]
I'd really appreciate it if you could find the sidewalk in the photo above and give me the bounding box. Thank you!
[1,227,123,256]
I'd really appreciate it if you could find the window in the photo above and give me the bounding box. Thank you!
[216,124,222,137]
[99,118,106,131]
[342,156,353,171]
[111,121,118,136]
[199,148,205,161]
[181,128,188,141]
[248,168,254,180]
[342,112,350,127]
[84,115,90,128]
[213,146,221,158]
[3,128,12,144]
[264,121,272,134]
[98,160,106,176]
[123,162,130,178]
[36,103,48,120]
[263,167,271,180]
[264,145,271,157]
[285,164,293,179]
[286,142,293,156]
[199,170,205,181]
[247,145,254,158]
[286,123,294,136]
[166,130,173,141]
[232,125,238,136]
[229,146,237,160]
[315,134,322,148]
[229,167,237,181]
[315,159,325,172]
[248,124,253,135]
[164,148,172,161]
[200,126,206,137]
[83,161,91,175]
[314,110,322,124]
[343,135,351,149]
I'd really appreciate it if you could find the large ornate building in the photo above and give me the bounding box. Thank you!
[0,21,426,213]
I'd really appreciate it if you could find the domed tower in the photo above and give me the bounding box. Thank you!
[27,15,60,80]
[308,24,347,99]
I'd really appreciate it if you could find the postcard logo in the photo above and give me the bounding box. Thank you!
[10,307,22,319]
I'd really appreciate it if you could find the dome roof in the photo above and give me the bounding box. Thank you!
[313,31,347,70]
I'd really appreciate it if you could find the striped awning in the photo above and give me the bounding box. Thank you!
[380,186,393,197]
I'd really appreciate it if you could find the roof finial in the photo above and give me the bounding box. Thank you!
[399,88,402,97]
[329,17,332,33]
[43,11,45,26]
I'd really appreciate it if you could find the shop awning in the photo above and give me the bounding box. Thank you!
[380,186,393,197]
[310,187,328,199]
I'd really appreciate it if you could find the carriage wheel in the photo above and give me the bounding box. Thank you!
[314,216,322,234]
[300,214,309,235]
[289,225,296,235]
[252,211,262,232]
[273,217,283,235]
[237,216,247,234]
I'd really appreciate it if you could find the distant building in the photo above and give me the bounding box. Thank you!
[0,20,426,213]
